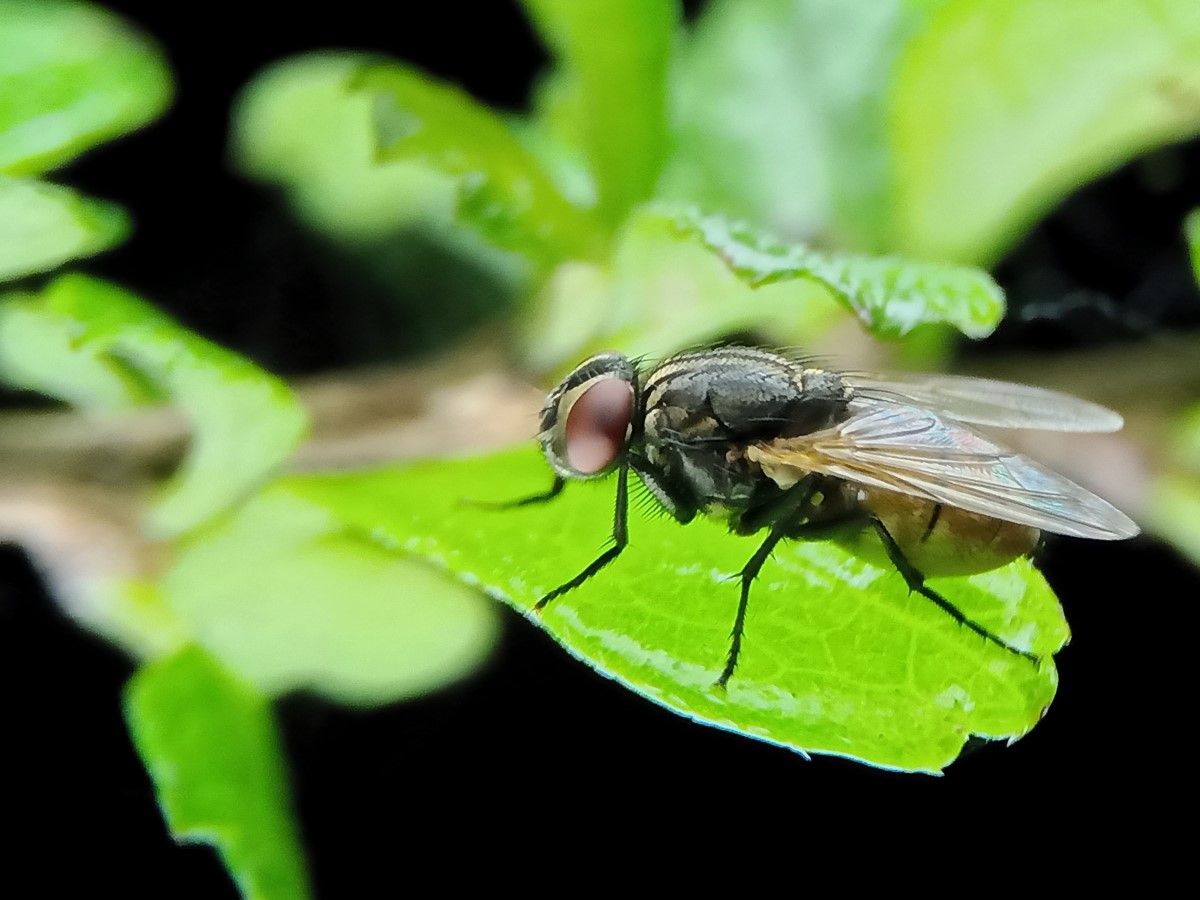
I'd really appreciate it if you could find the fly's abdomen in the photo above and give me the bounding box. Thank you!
[840,486,1040,577]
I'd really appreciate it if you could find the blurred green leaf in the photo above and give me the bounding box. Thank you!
[126,647,310,900]
[294,448,1067,773]
[0,275,307,536]
[520,260,614,372]
[667,0,1200,264]
[231,53,455,245]
[1151,473,1200,567]
[163,483,498,704]
[1129,210,1200,569]
[1186,208,1200,285]
[1172,402,1200,474]
[232,53,528,360]
[522,0,677,226]
[662,206,1004,339]
[891,0,1200,263]
[0,175,128,280]
[522,206,847,372]
[519,73,598,210]
[1148,402,1200,567]
[0,0,172,175]
[0,278,495,702]
[0,288,153,407]
[521,204,995,371]
[352,61,603,267]
[662,0,922,245]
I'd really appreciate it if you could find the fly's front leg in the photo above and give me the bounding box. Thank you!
[871,519,1041,665]
[717,479,817,689]
[535,464,629,610]
[461,475,565,510]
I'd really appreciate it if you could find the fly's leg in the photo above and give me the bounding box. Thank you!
[535,463,629,611]
[461,475,565,509]
[871,519,1041,665]
[717,479,817,689]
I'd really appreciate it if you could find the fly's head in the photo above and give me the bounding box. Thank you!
[539,352,639,481]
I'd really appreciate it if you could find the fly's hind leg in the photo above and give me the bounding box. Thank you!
[870,519,1041,665]
[717,479,817,689]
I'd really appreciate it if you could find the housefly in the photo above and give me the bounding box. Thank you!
[505,346,1138,687]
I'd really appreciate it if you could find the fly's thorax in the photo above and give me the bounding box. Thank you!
[641,348,850,445]
[843,484,1041,577]
[780,367,854,438]
[639,396,760,516]
[637,349,853,515]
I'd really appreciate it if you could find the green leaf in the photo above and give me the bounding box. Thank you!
[522,206,847,372]
[1172,402,1200,475]
[231,53,529,359]
[1186,208,1200,286]
[0,275,308,536]
[662,206,1004,339]
[293,448,1067,773]
[891,0,1200,263]
[351,61,603,266]
[662,0,924,247]
[125,646,311,900]
[231,52,456,244]
[163,483,498,703]
[0,0,172,175]
[522,0,677,226]
[1150,473,1200,568]
[1148,402,1200,567]
[0,289,152,407]
[519,72,598,210]
[666,0,1200,264]
[0,175,129,280]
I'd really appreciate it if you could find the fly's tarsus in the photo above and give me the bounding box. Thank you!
[460,476,565,510]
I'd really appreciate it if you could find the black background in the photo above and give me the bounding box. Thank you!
[3,2,1195,894]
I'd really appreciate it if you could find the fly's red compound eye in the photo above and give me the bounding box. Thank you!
[538,351,637,480]
[564,378,634,475]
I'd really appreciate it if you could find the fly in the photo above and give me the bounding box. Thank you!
[499,346,1138,687]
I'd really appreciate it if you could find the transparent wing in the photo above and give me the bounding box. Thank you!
[842,371,1123,432]
[746,406,1139,540]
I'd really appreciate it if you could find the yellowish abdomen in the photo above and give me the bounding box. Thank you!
[837,486,1039,577]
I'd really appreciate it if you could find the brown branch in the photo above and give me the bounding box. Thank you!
[2,335,1196,491]
[0,335,1193,627]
